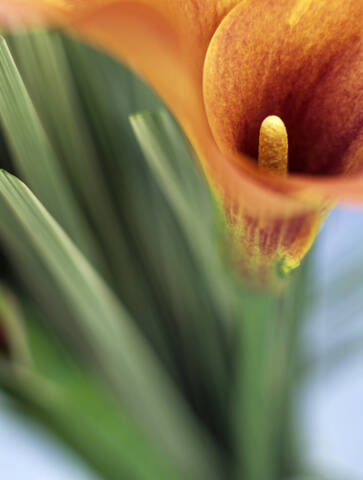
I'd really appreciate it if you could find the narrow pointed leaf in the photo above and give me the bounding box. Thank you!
[0,170,222,480]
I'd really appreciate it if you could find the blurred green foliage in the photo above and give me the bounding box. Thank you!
[0,29,330,480]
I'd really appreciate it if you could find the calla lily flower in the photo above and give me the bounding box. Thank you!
[1,0,362,285]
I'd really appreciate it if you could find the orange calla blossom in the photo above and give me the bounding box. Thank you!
[1,0,362,286]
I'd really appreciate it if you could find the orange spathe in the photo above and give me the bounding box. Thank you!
[1,0,362,285]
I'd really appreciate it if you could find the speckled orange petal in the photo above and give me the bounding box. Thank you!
[0,0,308,218]
[1,0,362,286]
[57,2,307,205]
[200,0,363,283]
[203,0,363,200]
[61,2,276,199]
[56,0,363,207]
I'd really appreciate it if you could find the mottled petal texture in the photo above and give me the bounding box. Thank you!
[204,0,363,176]
[1,0,362,285]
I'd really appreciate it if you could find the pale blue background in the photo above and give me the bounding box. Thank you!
[0,207,362,479]
[301,207,363,479]
[0,394,100,480]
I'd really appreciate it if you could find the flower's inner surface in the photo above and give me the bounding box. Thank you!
[258,116,288,176]
[203,0,363,178]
